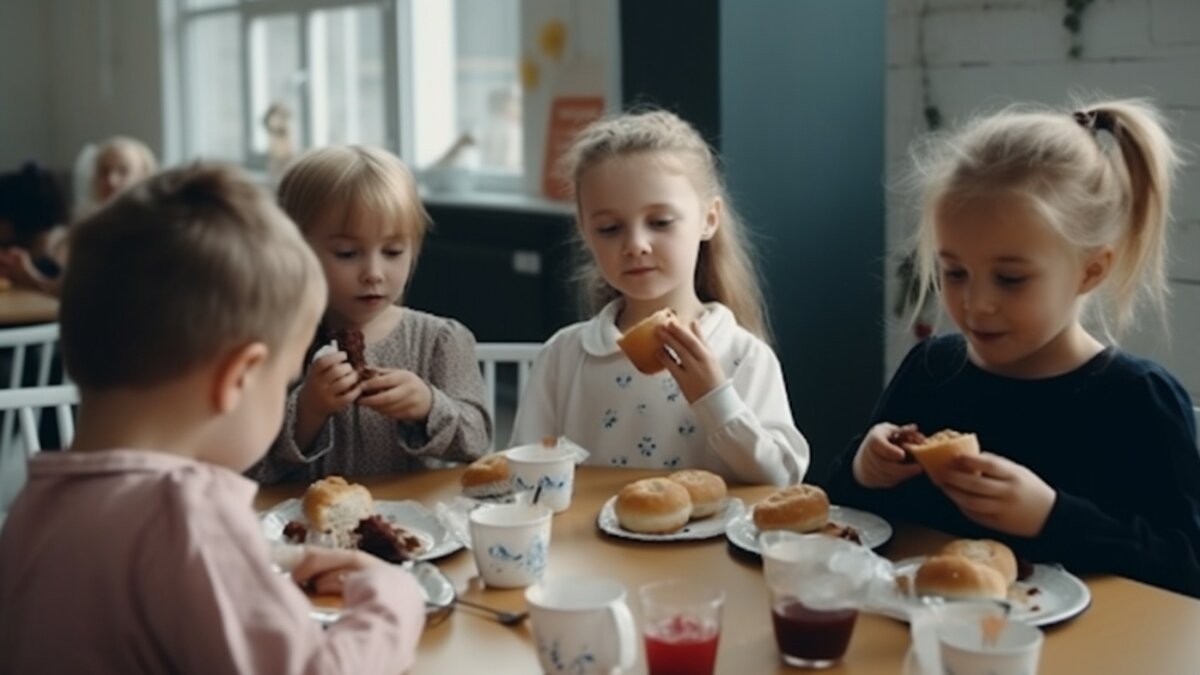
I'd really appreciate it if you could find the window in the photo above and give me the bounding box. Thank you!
[164,0,522,188]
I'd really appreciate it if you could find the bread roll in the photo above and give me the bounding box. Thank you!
[461,454,512,498]
[616,308,676,375]
[303,476,374,545]
[667,470,727,519]
[906,430,980,482]
[752,484,830,533]
[914,555,1008,601]
[615,478,692,534]
[941,539,1018,587]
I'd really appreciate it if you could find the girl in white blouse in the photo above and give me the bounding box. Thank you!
[511,110,809,486]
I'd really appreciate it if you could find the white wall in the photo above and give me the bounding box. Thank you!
[0,0,163,173]
[886,0,1200,398]
[0,1,52,168]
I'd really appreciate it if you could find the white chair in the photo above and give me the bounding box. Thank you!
[0,384,78,456]
[0,323,62,456]
[475,342,542,449]
[0,383,78,519]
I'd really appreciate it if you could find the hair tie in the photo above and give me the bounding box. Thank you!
[1073,109,1117,136]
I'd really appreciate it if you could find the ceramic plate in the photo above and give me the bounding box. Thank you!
[260,498,464,562]
[597,497,745,542]
[308,561,456,626]
[883,557,1091,627]
[724,505,894,554]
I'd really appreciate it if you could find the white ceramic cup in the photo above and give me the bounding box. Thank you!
[468,503,553,588]
[938,615,1044,675]
[526,577,638,675]
[506,443,576,513]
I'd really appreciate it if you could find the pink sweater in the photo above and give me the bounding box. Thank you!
[0,450,424,674]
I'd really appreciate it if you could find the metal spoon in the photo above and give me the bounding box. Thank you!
[453,597,529,626]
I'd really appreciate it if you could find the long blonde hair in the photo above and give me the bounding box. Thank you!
[560,109,769,341]
[912,98,1180,339]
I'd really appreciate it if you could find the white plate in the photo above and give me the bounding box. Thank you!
[597,497,746,541]
[260,498,464,562]
[309,561,456,626]
[724,505,894,554]
[883,557,1091,627]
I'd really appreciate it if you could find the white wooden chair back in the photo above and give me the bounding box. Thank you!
[0,384,79,456]
[475,342,542,449]
[0,383,78,526]
[0,323,62,455]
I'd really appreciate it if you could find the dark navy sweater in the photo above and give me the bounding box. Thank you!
[826,335,1200,598]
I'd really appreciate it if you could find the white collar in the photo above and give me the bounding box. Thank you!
[579,299,737,357]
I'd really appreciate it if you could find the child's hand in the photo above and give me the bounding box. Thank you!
[852,423,925,488]
[939,453,1056,537]
[358,368,434,422]
[300,351,362,416]
[291,546,389,596]
[656,319,726,403]
[0,248,49,291]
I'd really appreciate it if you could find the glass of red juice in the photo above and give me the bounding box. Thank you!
[761,532,869,669]
[770,596,858,668]
[638,580,724,675]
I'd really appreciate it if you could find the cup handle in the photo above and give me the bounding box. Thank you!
[609,600,638,670]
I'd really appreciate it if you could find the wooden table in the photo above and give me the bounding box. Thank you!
[0,289,58,326]
[256,468,1200,674]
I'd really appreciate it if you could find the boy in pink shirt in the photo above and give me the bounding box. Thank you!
[0,164,425,673]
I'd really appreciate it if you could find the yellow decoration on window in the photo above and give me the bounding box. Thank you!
[539,19,567,62]
[521,56,540,91]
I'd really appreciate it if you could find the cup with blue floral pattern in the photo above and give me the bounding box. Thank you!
[526,577,638,675]
[468,503,553,588]
[507,442,577,513]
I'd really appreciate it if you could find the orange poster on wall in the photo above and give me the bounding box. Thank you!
[542,95,606,201]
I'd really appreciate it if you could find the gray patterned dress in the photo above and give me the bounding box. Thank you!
[249,309,492,484]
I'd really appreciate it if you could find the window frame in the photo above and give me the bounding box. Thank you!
[167,0,521,191]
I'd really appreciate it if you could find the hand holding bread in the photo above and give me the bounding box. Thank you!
[615,308,726,403]
[357,368,434,422]
[653,318,726,404]
[852,423,925,488]
[938,452,1056,538]
[301,350,363,417]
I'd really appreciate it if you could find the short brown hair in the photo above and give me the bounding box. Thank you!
[61,163,324,389]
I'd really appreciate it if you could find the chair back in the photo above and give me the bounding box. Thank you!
[475,342,542,449]
[0,383,78,518]
[0,323,62,455]
[0,384,79,456]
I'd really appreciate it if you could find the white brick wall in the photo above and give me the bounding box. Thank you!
[886,0,1200,398]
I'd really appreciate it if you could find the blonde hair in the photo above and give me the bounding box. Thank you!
[912,98,1180,339]
[560,109,769,341]
[61,163,324,389]
[277,145,430,258]
[90,136,158,201]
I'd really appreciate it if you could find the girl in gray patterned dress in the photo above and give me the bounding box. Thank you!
[250,146,492,483]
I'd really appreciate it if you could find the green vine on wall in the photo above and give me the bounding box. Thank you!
[1064,0,1096,59]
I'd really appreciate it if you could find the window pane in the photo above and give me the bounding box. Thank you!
[455,0,521,173]
[185,13,243,161]
[309,6,387,148]
[249,14,304,155]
